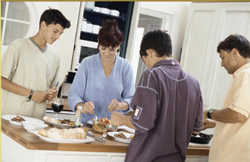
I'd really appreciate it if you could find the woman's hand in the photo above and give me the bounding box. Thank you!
[81,101,95,114]
[107,99,120,112]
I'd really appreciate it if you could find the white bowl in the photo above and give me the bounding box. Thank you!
[91,25,100,34]
[85,2,95,10]
[93,7,100,12]
[110,10,120,17]
[22,121,48,132]
[100,7,110,14]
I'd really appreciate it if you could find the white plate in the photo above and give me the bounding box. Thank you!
[2,115,44,126]
[117,125,135,134]
[108,132,133,144]
[87,120,93,125]
[33,131,94,143]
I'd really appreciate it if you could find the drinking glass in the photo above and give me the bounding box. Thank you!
[51,98,64,122]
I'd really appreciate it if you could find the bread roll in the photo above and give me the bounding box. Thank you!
[38,127,87,139]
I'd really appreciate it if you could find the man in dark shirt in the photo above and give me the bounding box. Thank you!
[110,30,203,162]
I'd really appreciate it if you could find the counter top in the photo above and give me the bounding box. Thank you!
[1,118,209,156]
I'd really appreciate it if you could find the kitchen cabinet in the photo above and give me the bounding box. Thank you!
[180,2,250,110]
[71,2,138,70]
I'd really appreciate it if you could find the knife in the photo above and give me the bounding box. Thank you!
[87,131,105,143]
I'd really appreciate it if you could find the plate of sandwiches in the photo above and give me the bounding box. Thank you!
[108,132,134,144]
[2,115,44,126]
[43,116,75,129]
[34,127,94,143]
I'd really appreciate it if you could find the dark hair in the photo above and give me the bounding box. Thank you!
[217,34,250,58]
[39,8,71,29]
[140,30,172,57]
[98,19,123,48]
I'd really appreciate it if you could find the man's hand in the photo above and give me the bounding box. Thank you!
[203,110,208,120]
[32,91,48,103]
[80,101,94,114]
[46,87,57,101]
[110,111,125,126]
[203,118,216,130]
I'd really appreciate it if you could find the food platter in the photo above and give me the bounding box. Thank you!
[43,116,75,129]
[44,121,75,129]
[2,115,44,126]
[108,132,134,144]
[33,131,94,143]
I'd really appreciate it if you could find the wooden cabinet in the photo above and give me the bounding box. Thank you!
[180,2,250,110]
[71,2,137,70]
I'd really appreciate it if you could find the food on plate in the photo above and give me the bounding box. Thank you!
[114,133,134,140]
[43,116,74,126]
[60,119,75,126]
[11,115,25,122]
[114,133,127,139]
[99,118,110,123]
[38,127,87,139]
[93,118,117,133]
[129,134,134,140]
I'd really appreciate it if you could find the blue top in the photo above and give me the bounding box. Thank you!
[68,53,135,124]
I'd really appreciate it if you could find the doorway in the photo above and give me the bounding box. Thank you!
[132,8,172,86]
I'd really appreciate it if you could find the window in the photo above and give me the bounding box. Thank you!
[1,2,31,46]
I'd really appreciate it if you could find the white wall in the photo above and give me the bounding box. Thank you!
[32,2,80,85]
[52,2,80,85]
[32,2,81,85]
[139,2,191,61]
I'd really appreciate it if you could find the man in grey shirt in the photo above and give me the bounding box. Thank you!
[111,30,203,162]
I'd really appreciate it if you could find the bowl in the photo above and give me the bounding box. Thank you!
[91,25,100,34]
[190,133,213,144]
[110,10,120,17]
[22,121,48,132]
[93,7,100,12]
[100,7,110,14]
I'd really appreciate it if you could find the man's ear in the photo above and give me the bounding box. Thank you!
[146,49,153,58]
[232,48,240,58]
[40,21,46,29]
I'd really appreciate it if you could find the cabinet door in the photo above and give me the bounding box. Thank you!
[180,2,250,110]
[180,3,221,108]
[209,2,250,109]
[46,154,108,162]
[110,155,126,162]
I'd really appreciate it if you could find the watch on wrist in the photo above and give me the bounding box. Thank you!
[207,109,216,119]
[26,89,34,102]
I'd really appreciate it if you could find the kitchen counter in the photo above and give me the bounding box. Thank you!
[1,118,209,162]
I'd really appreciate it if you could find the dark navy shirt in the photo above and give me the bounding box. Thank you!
[126,59,203,162]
